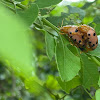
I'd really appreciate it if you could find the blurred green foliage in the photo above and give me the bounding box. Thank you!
[0,0,100,100]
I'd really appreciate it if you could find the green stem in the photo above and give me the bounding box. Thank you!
[90,56,100,66]
[60,94,67,100]
[16,3,27,10]
[41,17,60,33]
[0,0,16,13]
[86,53,100,66]
[33,23,42,29]
[2,0,60,35]
[84,88,94,99]
[4,0,27,9]
[46,88,60,100]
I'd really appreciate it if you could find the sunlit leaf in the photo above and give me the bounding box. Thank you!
[0,4,44,95]
[98,75,100,87]
[46,75,60,90]
[83,16,93,24]
[0,5,33,78]
[22,0,35,5]
[95,89,100,100]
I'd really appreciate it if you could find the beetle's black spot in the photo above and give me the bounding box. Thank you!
[82,36,84,39]
[88,38,89,39]
[79,40,81,43]
[75,29,78,32]
[89,41,91,44]
[96,41,98,44]
[93,33,96,36]
[70,36,72,38]
[88,33,90,36]
[74,39,76,41]
[70,32,72,34]
[92,44,95,47]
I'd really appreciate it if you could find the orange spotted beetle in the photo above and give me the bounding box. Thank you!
[60,24,98,52]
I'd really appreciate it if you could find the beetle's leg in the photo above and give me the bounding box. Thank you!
[60,26,72,33]
[60,32,68,35]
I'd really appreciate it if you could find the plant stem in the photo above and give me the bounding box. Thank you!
[86,54,100,66]
[0,0,16,13]
[4,0,27,9]
[16,3,27,9]
[3,0,60,35]
[33,23,42,29]
[60,94,67,100]
[41,17,60,33]
[84,88,95,99]
[46,88,60,100]
[90,56,100,66]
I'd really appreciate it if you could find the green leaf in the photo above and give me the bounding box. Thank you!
[95,89,100,100]
[38,55,49,68]
[81,54,99,88]
[67,5,86,20]
[45,32,55,60]
[64,96,74,100]
[35,0,62,8]
[83,16,94,24]
[17,3,39,27]
[0,4,44,95]
[98,75,100,87]
[0,4,33,78]
[67,45,79,57]
[40,7,52,16]
[94,16,100,24]
[87,35,100,58]
[55,36,81,81]
[95,24,100,35]
[15,0,24,2]
[47,13,69,26]
[22,0,35,5]
[46,75,60,90]
[81,2,94,9]
[25,77,45,95]
[57,76,81,93]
